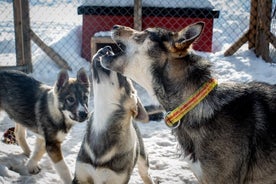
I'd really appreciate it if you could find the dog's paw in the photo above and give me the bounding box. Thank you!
[23,150,31,158]
[26,160,41,174]
[93,46,113,62]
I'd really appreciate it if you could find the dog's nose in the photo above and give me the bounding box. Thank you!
[105,46,112,51]
[112,25,120,30]
[78,111,88,121]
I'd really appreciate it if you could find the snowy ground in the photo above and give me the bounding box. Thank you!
[0,0,276,183]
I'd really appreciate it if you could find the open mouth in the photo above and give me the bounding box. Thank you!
[110,39,126,54]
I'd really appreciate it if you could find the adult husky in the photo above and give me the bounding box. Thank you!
[98,23,276,184]
[73,47,159,184]
[0,68,90,183]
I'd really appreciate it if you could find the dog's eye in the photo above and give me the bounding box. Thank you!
[133,36,139,41]
[66,96,75,105]
[83,95,88,102]
[133,33,147,43]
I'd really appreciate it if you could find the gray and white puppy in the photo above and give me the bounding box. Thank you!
[0,68,90,183]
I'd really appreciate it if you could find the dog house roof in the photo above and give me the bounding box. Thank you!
[80,0,214,9]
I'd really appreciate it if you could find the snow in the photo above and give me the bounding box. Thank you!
[0,0,276,184]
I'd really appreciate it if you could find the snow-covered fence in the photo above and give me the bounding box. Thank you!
[225,0,276,63]
[0,0,275,75]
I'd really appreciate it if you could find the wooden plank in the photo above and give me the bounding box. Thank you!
[224,31,249,56]
[268,31,276,48]
[255,0,261,57]
[30,29,72,71]
[248,0,258,49]
[134,0,142,31]
[21,0,32,72]
[91,36,113,57]
[13,0,24,67]
[0,65,29,72]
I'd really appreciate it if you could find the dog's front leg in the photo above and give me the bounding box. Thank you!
[46,141,72,184]
[27,137,46,174]
[137,156,154,184]
[15,123,31,157]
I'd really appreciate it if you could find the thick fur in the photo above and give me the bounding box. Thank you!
[98,23,276,184]
[73,47,156,184]
[0,68,90,183]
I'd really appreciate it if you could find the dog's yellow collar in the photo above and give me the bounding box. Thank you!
[164,78,218,128]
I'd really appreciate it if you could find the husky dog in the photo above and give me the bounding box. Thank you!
[73,47,157,184]
[0,68,90,183]
[97,23,276,184]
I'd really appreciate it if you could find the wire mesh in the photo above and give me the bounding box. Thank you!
[0,1,16,67]
[0,0,275,76]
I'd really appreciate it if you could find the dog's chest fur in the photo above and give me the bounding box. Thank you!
[84,112,137,166]
[75,111,139,183]
[75,162,129,184]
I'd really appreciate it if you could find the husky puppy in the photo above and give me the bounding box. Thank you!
[73,47,155,184]
[0,68,90,183]
[97,23,276,184]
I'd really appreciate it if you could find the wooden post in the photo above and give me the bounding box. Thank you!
[22,0,32,72]
[13,0,32,73]
[13,0,71,72]
[13,0,24,67]
[224,0,275,63]
[255,0,272,62]
[134,0,142,31]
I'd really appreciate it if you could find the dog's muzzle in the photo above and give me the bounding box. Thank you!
[69,110,89,123]
[78,111,88,122]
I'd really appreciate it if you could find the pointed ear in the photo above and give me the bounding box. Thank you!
[133,98,149,123]
[56,69,69,91]
[172,22,204,51]
[77,68,90,88]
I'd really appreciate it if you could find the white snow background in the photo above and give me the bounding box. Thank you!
[0,0,276,183]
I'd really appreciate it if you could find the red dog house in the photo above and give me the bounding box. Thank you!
[78,5,219,61]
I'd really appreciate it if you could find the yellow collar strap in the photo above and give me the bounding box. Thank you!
[164,78,218,129]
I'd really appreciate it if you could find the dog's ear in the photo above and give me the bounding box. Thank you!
[133,98,149,123]
[170,22,204,52]
[77,68,90,88]
[56,70,69,91]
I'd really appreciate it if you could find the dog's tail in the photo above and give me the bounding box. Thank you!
[144,105,164,122]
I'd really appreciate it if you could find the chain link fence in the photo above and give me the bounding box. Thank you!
[0,0,275,82]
